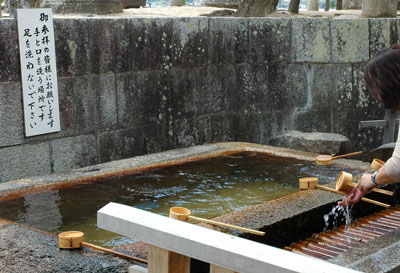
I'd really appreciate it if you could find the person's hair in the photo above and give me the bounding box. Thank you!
[364,44,400,111]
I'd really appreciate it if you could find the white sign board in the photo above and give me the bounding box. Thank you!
[17,8,60,137]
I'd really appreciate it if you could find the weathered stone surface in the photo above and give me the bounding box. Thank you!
[56,77,75,137]
[290,64,335,132]
[343,0,361,9]
[73,76,97,135]
[224,64,268,114]
[333,63,384,152]
[0,143,50,182]
[285,64,308,110]
[292,18,331,63]
[51,135,97,172]
[88,19,133,74]
[97,128,145,163]
[172,66,224,120]
[249,18,291,64]
[269,130,350,154]
[361,0,398,18]
[236,0,278,17]
[209,18,248,65]
[54,19,90,77]
[41,0,122,14]
[369,18,396,57]
[331,19,369,63]
[171,17,209,68]
[117,70,173,129]
[0,223,131,273]
[0,19,20,82]
[72,74,117,133]
[94,74,118,131]
[132,18,173,71]
[0,82,24,147]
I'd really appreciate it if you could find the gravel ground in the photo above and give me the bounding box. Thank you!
[0,221,135,273]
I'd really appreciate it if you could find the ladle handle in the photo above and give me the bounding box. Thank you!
[331,151,363,160]
[188,215,265,236]
[81,242,148,263]
[315,185,390,208]
[348,181,393,196]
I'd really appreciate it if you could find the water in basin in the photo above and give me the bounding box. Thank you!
[0,152,361,247]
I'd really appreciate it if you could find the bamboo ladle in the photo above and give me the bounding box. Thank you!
[335,171,393,196]
[371,158,385,170]
[299,177,390,208]
[315,151,363,166]
[169,207,265,236]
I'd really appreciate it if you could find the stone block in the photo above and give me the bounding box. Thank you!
[51,135,97,172]
[333,64,384,152]
[269,130,350,154]
[249,18,291,64]
[169,116,212,148]
[54,18,90,77]
[73,75,97,135]
[171,66,225,120]
[289,64,338,132]
[97,129,141,163]
[0,19,20,82]
[94,74,118,131]
[171,118,196,147]
[72,74,117,134]
[331,19,369,63]
[0,143,51,183]
[171,17,209,68]
[141,122,170,155]
[117,70,173,129]
[225,64,293,114]
[88,19,133,74]
[209,18,248,65]
[132,18,174,71]
[369,18,397,57]
[285,64,308,110]
[291,18,331,63]
[56,77,75,137]
[0,82,24,147]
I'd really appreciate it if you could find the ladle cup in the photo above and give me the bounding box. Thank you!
[299,177,390,208]
[315,151,363,166]
[335,171,393,196]
[371,158,385,170]
[169,207,265,236]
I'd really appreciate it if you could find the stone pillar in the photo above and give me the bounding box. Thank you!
[342,0,361,9]
[307,0,319,10]
[361,0,397,17]
[170,0,185,6]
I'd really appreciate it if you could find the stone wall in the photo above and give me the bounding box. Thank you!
[0,16,397,183]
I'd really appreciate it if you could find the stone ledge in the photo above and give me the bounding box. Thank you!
[269,130,350,155]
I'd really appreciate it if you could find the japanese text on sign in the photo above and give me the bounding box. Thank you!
[17,9,60,137]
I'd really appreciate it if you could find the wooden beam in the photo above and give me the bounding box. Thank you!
[210,265,237,273]
[98,203,362,273]
[148,245,190,273]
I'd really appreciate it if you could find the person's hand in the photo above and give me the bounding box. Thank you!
[338,173,376,206]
